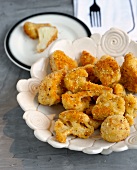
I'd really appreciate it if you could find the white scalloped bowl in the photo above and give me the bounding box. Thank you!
[16,27,137,155]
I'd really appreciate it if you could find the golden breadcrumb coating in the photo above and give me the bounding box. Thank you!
[62,91,93,111]
[38,69,67,106]
[64,66,112,93]
[89,116,103,130]
[23,21,51,39]
[80,50,98,66]
[125,114,134,127]
[54,119,71,143]
[83,64,99,83]
[94,55,121,86]
[120,53,137,92]
[84,82,113,95]
[101,115,130,142]
[62,83,113,112]
[85,104,95,115]
[124,94,137,126]
[50,50,78,71]
[54,110,94,143]
[92,92,125,120]
[64,67,88,93]
[112,83,126,97]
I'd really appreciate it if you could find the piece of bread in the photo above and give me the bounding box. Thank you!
[23,22,52,39]
[36,26,58,53]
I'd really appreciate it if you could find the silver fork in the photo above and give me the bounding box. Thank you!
[89,0,101,27]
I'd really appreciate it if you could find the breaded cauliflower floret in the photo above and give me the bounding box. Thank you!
[23,22,51,39]
[124,94,137,126]
[37,26,58,53]
[80,50,98,66]
[62,85,113,112]
[101,115,130,142]
[62,91,93,111]
[89,116,103,130]
[120,53,137,92]
[94,55,121,86]
[83,64,99,83]
[112,83,126,97]
[50,50,78,72]
[92,92,125,120]
[38,69,67,106]
[64,66,113,93]
[64,67,88,93]
[54,110,94,143]
[84,82,113,95]
[85,104,95,115]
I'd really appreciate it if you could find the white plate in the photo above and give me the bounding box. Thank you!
[4,12,91,71]
[16,28,137,155]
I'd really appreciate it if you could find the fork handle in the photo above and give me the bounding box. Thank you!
[94,0,96,4]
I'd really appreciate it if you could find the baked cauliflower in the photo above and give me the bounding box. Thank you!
[112,83,126,97]
[38,69,67,106]
[64,67,88,93]
[101,115,130,142]
[83,64,99,83]
[54,110,94,143]
[62,91,93,111]
[80,50,97,66]
[23,21,51,39]
[124,94,137,126]
[50,50,78,72]
[120,53,137,92]
[92,92,125,120]
[94,55,121,86]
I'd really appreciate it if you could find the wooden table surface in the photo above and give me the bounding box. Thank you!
[0,0,137,169]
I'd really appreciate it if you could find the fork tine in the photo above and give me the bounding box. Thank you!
[90,13,93,27]
[99,11,101,26]
[93,12,96,26]
[96,12,99,27]
[97,12,100,27]
[91,12,101,27]
[90,10,101,27]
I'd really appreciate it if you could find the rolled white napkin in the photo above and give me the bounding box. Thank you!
[73,0,137,40]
